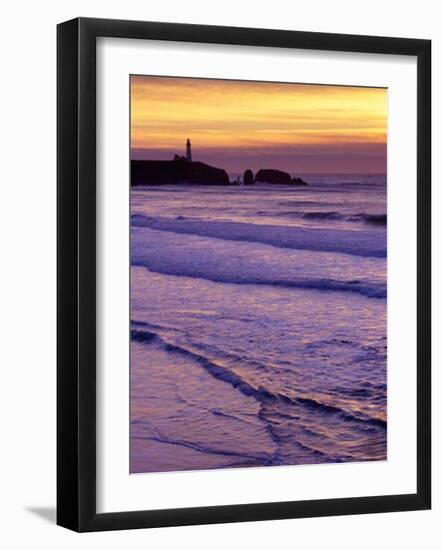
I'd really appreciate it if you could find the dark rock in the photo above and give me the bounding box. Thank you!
[131,159,230,186]
[255,169,292,185]
[292,176,308,186]
[243,169,254,185]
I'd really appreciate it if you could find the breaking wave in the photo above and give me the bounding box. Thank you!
[131,214,386,257]
[259,210,386,225]
[131,326,387,428]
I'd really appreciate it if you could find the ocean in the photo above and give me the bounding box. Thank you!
[130,175,387,473]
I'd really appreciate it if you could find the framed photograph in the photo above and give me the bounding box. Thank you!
[57,17,431,532]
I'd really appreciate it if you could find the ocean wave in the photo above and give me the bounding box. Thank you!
[334,181,386,187]
[131,224,386,298]
[131,327,387,429]
[357,213,387,225]
[131,214,386,258]
[259,210,386,225]
[133,260,386,298]
[134,430,274,465]
[304,211,386,225]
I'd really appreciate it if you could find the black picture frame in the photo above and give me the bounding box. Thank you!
[57,17,431,532]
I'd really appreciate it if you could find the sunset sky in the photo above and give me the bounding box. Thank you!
[130,75,387,176]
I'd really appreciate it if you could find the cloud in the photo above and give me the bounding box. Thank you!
[130,75,387,174]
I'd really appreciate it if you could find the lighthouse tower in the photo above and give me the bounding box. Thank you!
[186,138,192,162]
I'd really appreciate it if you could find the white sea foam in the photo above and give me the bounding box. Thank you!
[131,214,386,258]
[131,226,386,298]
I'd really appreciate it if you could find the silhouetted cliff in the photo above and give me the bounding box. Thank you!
[131,159,230,186]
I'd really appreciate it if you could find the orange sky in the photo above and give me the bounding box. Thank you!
[131,75,387,175]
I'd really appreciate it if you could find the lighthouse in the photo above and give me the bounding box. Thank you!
[186,138,192,162]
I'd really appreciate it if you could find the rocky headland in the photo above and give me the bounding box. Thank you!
[131,139,308,187]
[131,160,308,187]
[131,159,230,186]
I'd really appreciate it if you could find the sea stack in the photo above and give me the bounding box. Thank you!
[254,169,308,185]
[243,169,254,185]
[255,169,293,185]
[291,176,308,186]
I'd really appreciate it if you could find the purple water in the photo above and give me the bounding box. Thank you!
[130,177,387,473]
